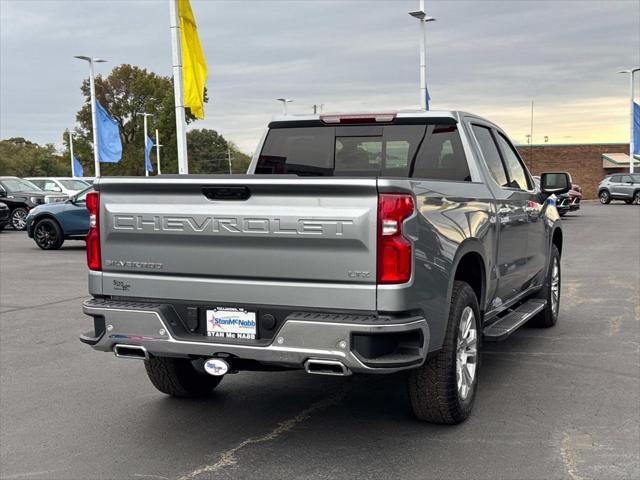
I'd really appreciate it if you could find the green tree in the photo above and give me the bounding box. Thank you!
[68,64,251,176]
[73,64,205,176]
[0,138,67,176]
[186,129,251,174]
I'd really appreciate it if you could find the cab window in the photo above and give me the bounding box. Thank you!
[496,133,531,190]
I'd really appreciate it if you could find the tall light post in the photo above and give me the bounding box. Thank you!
[409,1,435,111]
[69,131,75,177]
[74,56,107,177]
[137,112,153,176]
[155,129,163,175]
[276,98,293,115]
[619,67,639,174]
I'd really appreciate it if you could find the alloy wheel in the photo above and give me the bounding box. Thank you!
[456,306,478,401]
[550,257,560,317]
[11,209,27,230]
[34,222,57,248]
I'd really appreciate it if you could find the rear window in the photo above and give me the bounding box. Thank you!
[256,124,470,181]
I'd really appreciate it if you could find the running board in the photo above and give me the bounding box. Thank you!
[483,299,547,341]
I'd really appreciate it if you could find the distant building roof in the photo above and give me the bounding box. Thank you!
[602,153,640,169]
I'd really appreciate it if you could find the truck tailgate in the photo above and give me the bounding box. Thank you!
[97,177,379,310]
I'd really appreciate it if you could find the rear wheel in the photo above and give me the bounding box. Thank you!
[599,190,611,204]
[145,356,223,397]
[33,218,64,250]
[531,245,561,327]
[10,208,28,230]
[408,281,480,424]
[634,191,640,205]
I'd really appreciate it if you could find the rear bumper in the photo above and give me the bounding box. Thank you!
[81,299,429,374]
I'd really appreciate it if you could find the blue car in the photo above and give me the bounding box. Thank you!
[26,186,92,250]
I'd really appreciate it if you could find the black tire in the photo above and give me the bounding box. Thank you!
[408,281,481,424]
[531,245,561,328]
[33,218,64,250]
[599,190,611,204]
[634,191,640,205]
[10,207,28,230]
[144,356,223,397]
[0,224,5,232]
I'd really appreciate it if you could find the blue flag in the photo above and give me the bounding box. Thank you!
[633,102,640,156]
[96,101,122,163]
[72,155,84,177]
[425,86,431,111]
[145,136,154,173]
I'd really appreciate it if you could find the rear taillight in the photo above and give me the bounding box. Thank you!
[86,191,101,271]
[377,193,414,284]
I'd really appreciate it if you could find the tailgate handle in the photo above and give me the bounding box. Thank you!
[202,186,251,201]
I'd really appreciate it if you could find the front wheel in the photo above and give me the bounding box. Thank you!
[408,281,480,424]
[10,208,28,230]
[634,191,640,205]
[33,218,64,250]
[599,190,611,204]
[145,356,223,397]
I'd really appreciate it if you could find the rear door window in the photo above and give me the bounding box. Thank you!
[472,125,509,187]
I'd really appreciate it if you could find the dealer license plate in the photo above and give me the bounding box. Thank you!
[206,308,257,339]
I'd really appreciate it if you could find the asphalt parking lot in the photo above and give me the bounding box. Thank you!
[0,201,638,480]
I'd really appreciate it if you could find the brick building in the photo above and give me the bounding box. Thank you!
[515,143,637,199]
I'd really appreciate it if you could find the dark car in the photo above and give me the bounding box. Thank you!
[598,173,640,204]
[26,187,92,249]
[0,202,9,231]
[0,176,67,230]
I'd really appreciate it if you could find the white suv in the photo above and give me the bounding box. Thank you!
[26,177,90,196]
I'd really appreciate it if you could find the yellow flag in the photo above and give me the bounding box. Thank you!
[179,0,207,119]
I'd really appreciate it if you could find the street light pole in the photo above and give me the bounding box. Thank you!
[137,113,153,176]
[619,68,639,174]
[74,56,107,177]
[276,98,293,115]
[155,129,163,175]
[69,131,75,177]
[409,1,435,111]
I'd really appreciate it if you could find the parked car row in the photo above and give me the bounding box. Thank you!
[0,176,90,230]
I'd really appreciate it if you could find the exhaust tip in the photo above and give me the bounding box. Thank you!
[113,344,148,360]
[304,359,351,376]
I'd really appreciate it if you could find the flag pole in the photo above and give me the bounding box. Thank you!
[155,129,162,175]
[69,131,75,177]
[137,113,152,176]
[170,0,189,174]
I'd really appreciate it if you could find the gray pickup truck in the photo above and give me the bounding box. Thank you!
[80,111,571,424]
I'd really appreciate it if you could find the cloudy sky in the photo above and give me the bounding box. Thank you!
[1,0,639,154]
